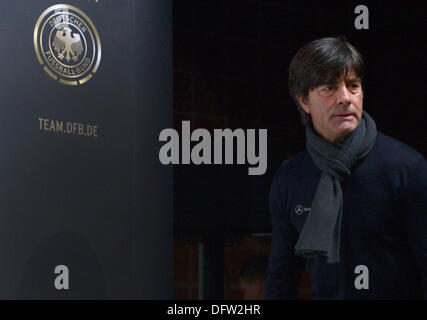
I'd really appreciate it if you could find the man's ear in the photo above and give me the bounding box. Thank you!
[297,95,311,114]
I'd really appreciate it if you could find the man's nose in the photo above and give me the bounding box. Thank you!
[336,85,352,106]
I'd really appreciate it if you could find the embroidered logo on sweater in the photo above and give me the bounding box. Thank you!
[295,205,311,215]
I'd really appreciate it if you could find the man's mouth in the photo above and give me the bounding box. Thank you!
[333,112,355,119]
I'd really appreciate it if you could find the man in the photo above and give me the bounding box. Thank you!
[265,37,426,299]
[238,256,269,300]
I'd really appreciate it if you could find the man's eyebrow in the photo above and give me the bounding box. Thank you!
[322,77,362,85]
[345,77,362,83]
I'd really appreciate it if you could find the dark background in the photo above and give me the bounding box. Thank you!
[173,0,426,235]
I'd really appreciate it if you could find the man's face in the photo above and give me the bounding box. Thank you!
[298,70,363,142]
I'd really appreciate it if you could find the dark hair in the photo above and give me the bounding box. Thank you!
[238,256,269,283]
[288,37,366,125]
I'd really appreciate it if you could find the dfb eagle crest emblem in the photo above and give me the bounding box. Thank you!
[34,4,101,85]
[52,27,84,62]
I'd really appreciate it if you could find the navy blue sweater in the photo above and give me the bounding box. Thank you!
[265,132,427,299]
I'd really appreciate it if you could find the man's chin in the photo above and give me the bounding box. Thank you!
[336,118,360,132]
[333,123,358,141]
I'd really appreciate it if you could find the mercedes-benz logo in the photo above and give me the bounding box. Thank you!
[295,205,304,215]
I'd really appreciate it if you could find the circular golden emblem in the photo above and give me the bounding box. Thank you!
[34,4,101,85]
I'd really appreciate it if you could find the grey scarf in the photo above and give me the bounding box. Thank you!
[294,111,377,263]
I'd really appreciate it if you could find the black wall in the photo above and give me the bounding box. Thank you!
[0,0,172,299]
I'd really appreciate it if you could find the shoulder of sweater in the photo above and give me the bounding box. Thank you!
[278,150,307,171]
[374,132,426,166]
[271,150,308,187]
